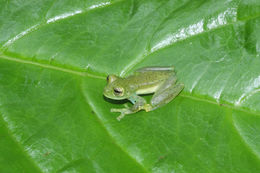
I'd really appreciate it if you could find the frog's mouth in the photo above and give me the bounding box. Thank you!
[103,88,111,98]
[103,92,110,99]
[103,93,124,100]
[103,90,127,100]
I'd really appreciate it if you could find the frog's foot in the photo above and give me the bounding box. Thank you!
[142,104,153,112]
[111,108,128,113]
[116,114,125,121]
[111,108,129,121]
[111,104,150,121]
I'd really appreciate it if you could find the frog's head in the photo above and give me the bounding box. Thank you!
[103,74,131,100]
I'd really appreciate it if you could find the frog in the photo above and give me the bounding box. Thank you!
[103,66,184,121]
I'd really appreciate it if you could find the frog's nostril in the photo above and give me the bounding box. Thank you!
[104,88,109,93]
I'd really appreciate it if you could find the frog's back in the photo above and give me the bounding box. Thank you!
[131,70,173,82]
[124,69,175,93]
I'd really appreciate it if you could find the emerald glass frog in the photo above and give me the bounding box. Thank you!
[103,66,184,121]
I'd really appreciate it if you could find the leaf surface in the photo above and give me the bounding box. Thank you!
[0,0,260,172]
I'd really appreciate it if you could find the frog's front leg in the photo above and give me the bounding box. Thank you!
[150,75,184,110]
[111,94,148,121]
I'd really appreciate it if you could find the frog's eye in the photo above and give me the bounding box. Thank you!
[107,75,117,83]
[113,87,124,96]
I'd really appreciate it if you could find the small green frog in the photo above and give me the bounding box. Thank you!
[103,66,184,121]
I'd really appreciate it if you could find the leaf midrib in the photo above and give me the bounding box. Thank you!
[0,54,105,79]
[0,54,259,117]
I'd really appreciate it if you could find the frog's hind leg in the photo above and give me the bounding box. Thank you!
[135,66,174,73]
[150,75,184,110]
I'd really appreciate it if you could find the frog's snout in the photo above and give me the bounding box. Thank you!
[103,87,108,94]
[103,87,111,96]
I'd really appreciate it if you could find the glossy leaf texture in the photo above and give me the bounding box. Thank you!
[0,0,260,172]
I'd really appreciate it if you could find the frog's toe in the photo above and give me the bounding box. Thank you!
[111,108,121,113]
[143,104,153,112]
[117,114,125,121]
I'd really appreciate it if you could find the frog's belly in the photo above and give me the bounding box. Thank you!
[135,85,160,95]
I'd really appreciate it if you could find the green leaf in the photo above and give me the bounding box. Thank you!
[1,0,260,172]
